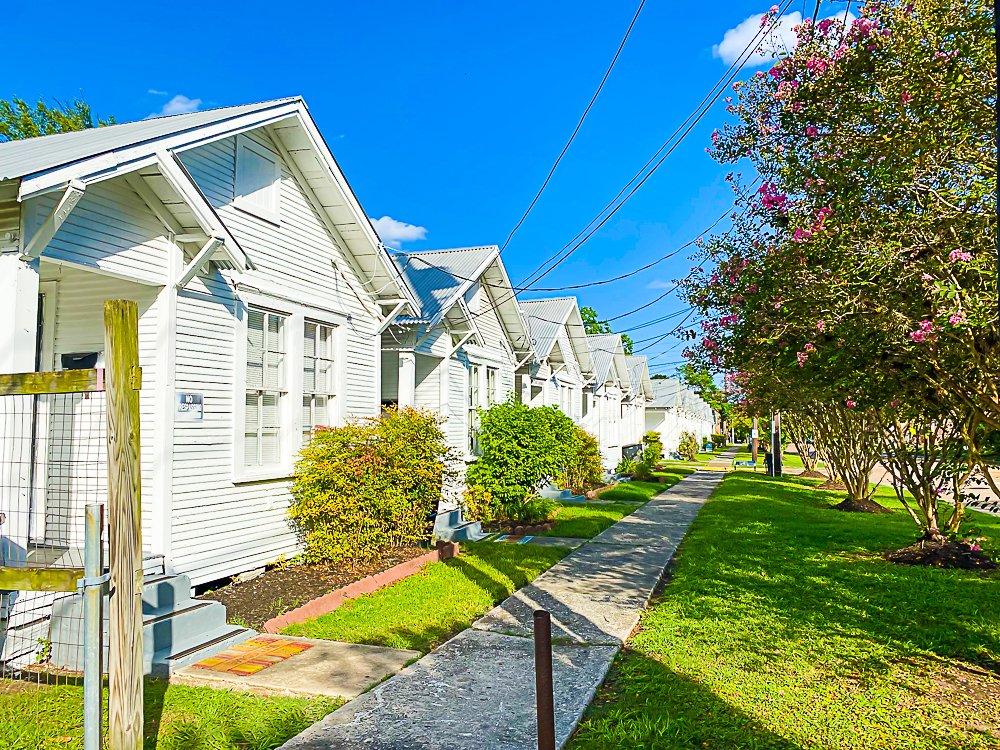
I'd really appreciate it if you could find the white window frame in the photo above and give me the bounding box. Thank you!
[242,306,289,475]
[468,363,482,457]
[234,135,281,225]
[485,366,499,406]
[233,292,347,483]
[302,320,338,439]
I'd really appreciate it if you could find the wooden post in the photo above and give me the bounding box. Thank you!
[104,300,143,750]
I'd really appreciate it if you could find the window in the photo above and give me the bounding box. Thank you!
[468,364,481,455]
[235,136,281,223]
[302,321,336,437]
[245,308,287,468]
[581,389,590,418]
[486,367,499,405]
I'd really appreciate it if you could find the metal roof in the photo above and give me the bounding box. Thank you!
[0,98,300,182]
[393,246,499,325]
[587,333,626,386]
[624,355,653,399]
[649,378,683,408]
[519,298,575,359]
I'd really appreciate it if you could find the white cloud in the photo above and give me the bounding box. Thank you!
[370,215,427,249]
[147,88,168,96]
[646,279,676,290]
[148,94,202,118]
[713,9,856,68]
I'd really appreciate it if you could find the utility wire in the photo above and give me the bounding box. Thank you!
[501,0,647,252]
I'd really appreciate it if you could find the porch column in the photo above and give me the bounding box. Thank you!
[397,351,416,408]
[438,356,450,420]
[0,254,39,562]
[520,374,530,404]
[0,254,40,373]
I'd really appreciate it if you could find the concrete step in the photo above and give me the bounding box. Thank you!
[157,625,255,676]
[446,521,489,542]
[47,573,236,674]
[538,486,574,501]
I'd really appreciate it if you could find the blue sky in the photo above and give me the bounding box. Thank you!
[5,1,851,374]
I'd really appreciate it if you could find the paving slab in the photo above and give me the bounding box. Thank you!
[276,629,617,750]
[172,635,419,699]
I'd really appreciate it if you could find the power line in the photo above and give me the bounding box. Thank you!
[501,0,647,252]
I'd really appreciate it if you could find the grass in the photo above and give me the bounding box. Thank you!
[598,467,693,504]
[540,502,641,538]
[570,473,1000,750]
[0,678,340,750]
[282,541,569,653]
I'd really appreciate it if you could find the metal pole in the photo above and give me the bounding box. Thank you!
[773,411,783,477]
[83,502,104,750]
[751,416,759,465]
[533,610,556,750]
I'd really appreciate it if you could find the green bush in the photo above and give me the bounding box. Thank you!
[616,456,638,475]
[711,432,728,448]
[465,397,576,522]
[290,407,453,563]
[559,427,604,494]
[678,431,700,462]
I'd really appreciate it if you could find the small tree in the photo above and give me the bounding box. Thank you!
[560,427,604,495]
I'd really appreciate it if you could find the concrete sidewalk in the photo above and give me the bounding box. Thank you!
[277,469,725,750]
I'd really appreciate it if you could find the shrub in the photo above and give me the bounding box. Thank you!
[711,433,728,448]
[616,456,637,475]
[642,431,664,466]
[465,397,576,521]
[290,407,453,564]
[678,431,700,462]
[559,427,604,494]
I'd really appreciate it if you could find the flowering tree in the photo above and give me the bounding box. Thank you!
[683,0,997,539]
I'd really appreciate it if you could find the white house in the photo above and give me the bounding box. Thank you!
[0,98,420,587]
[518,297,594,424]
[645,377,716,454]
[381,246,533,458]
[582,333,631,469]
[622,355,653,454]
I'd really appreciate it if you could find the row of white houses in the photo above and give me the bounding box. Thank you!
[0,98,715,587]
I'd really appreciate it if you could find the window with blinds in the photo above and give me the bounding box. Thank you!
[303,321,336,438]
[245,307,287,468]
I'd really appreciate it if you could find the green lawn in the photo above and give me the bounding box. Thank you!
[570,473,1000,750]
[282,542,569,653]
[0,679,339,750]
[596,468,694,505]
[540,502,640,539]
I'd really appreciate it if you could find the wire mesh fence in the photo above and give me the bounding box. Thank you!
[1,388,107,746]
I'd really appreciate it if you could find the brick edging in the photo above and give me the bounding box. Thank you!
[262,541,459,633]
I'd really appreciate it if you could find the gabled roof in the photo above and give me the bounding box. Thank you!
[0,99,298,182]
[0,97,418,308]
[624,355,654,400]
[649,377,683,408]
[519,297,594,376]
[394,246,498,326]
[393,246,533,356]
[587,333,629,388]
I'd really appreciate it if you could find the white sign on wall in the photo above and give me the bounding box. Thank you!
[176,392,204,422]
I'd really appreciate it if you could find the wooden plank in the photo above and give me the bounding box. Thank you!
[104,300,143,750]
[0,566,84,592]
[0,368,103,396]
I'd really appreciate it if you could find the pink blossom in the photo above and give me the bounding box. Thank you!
[948,311,966,326]
[806,125,819,137]
[901,91,912,104]
[845,400,857,408]
[804,343,815,351]
[796,351,810,367]
[949,249,973,262]
[921,273,933,281]
[816,320,826,332]
[890,400,900,408]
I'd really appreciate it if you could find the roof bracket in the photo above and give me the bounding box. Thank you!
[21,180,86,260]
[377,300,408,334]
[448,331,476,358]
[176,237,223,288]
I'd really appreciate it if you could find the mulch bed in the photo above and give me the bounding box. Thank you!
[799,470,828,479]
[832,497,893,514]
[817,478,847,490]
[885,540,997,570]
[198,546,427,629]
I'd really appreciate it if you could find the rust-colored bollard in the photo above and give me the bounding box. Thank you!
[534,609,556,750]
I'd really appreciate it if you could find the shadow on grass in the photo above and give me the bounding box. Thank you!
[570,650,804,750]
[668,472,1000,672]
